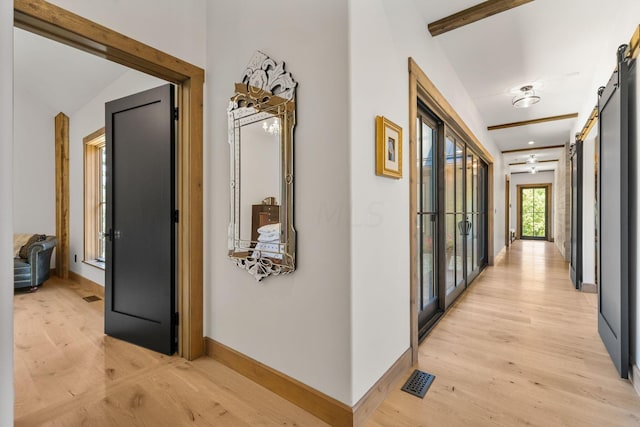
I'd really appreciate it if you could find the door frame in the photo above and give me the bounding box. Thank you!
[505,175,510,247]
[516,184,552,241]
[409,58,494,364]
[570,140,583,289]
[14,0,205,360]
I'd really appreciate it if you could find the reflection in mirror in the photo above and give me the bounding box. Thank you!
[239,115,281,242]
[228,51,296,281]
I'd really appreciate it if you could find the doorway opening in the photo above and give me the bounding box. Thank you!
[517,184,551,240]
[14,0,204,359]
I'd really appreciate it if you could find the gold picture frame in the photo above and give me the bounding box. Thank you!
[376,116,403,178]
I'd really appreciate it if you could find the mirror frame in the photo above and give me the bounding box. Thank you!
[227,51,297,281]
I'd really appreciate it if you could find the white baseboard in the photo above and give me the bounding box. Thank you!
[631,364,640,397]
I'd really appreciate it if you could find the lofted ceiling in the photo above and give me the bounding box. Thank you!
[14,27,130,114]
[419,0,640,171]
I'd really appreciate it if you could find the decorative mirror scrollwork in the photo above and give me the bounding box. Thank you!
[228,51,297,281]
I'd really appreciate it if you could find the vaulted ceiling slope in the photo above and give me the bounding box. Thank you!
[14,27,130,114]
[420,0,640,153]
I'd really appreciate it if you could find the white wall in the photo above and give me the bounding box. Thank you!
[13,87,56,239]
[348,0,505,403]
[67,70,165,286]
[508,171,555,235]
[47,0,206,69]
[0,2,13,424]
[582,133,596,285]
[206,1,352,404]
[553,146,570,258]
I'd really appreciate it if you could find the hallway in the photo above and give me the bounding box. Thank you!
[13,241,640,426]
[369,240,640,426]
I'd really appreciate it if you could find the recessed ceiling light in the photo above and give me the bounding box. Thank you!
[528,140,535,145]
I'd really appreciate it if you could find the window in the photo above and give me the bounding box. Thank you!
[84,128,106,268]
[516,184,551,241]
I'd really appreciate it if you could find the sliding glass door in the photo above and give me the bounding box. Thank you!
[444,132,487,308]
[445,136,465,303]
[417,109,440,335]
[415,106,489,335]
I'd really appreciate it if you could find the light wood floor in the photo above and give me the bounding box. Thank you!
[368,241,640,427]
[14,241,640,426]
[13,278,328,426]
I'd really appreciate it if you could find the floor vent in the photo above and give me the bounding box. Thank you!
[83,295,101,302]
[401,369,435,398]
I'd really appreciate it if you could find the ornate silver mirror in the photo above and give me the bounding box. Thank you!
[228,51,296,281]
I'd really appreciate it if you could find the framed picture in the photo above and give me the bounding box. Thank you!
[376,115,403,178]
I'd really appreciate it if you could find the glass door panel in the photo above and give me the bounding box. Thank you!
[420,121,435,213]
[445,137,455,213]
[455,213,465,288]
[466,214,474,277]
[455,142,465,289]
[420,214,436,308]
[417,111,439,335]
[444,136,456,293]
[445,213,456,291]
[466,153,474,277]
[520,187,547,239]
[476,160,487,268]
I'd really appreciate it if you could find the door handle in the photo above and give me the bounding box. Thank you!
[101,229,121,240]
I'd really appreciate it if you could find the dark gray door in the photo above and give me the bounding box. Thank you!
[570,141,582,289]
[105,84,176,355]
[597,45,633,378]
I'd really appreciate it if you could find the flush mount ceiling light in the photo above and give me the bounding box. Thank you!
[528,140,535,145]
[512,85,541,108]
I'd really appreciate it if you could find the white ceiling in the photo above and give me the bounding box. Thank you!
[15,3,640,175]
[14,27,130,113]
[490,120,570,152]
[503,147,562,174]
[419,0,640,171]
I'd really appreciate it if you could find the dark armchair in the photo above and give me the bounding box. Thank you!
[14,236,57,291]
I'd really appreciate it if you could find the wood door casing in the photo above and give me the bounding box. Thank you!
[15,0,205,359]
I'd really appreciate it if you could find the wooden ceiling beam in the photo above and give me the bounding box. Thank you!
[508,159,558,166]
[428,0,534,37]
[630,24,640,59]
[488,113,578,131]
[502,144,565,154]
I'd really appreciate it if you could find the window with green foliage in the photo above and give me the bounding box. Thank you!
[521,187,547,238]
[84,128,106,268]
